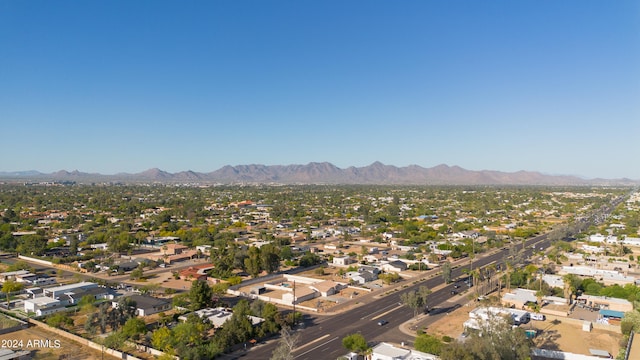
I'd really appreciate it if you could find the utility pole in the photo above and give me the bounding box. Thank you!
[292,280,296,327]
[469,238,474,285]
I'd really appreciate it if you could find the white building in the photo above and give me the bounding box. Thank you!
[469,306,530,325]
[622,237,640,247]
[332,256,355,266]
[502,288,538,308]
[371,342,438,360]
[43,281,98,301]
[179,307,263,328]
[24,297,64,317]
[0,270,31,283]
[559,266,636,285]
[581,245,604,253]
[195,245,212,255]
[542,274,565,289]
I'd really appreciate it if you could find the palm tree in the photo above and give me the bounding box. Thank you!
[363,346,373,360]
[505,262,513,292]
[2,280,23,309]
[562,274,579,305]
[470,269,480,296]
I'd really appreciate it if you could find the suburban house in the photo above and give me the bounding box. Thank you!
[282,286,317,305]
[381,260,408,273]
[24,297,65,317]
[0,270,31,283]
[309,280,345,297]
[362,254,381,263]
[347,270,378,284]
[559,266,636,286]
[114,294,172,317]
[25,287,44,298]
[195,245,212,256]
[332,256,355,266]
[468,307,530,327]
[153,243,198,264]
[502,288,538,309]
[576,295,633,312]
[179,307,263,328]
[163,243,188,255]
[117,260,143,272]
[542,274,564,289]
[3,271,56,286]
[179,264,215,281]
[63,286,111,305]
[43,282,99,302]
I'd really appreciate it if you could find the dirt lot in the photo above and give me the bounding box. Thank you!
[0,325,112,360]
[426,304,623,358]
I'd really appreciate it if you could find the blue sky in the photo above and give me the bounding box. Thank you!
[1,1,639,179]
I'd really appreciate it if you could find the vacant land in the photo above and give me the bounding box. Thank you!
[0,325,112,360]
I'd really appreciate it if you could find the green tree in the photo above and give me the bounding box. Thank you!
[620,310,640,336]
[280,246,293,261]
[122,317,147,341]
[130,267,144,280]
[104,331,127,350]
[440,311,532,360]
[261,243,281,274]
[46,313,74,329]
[172,314,209,349]
[342,333,369,355]
[400,286,431,317]
[244,246,262,278]
[189,280,213,310]
[379,272,400,284]
[78,294,96,312]
[16,234,47,256]
[151,326,173,352]
[6,261,33,272]
[414,334,444,355]
[2,280,23,308]
[299,252,321,267]
[260,302,281,336]
[442,261,452,284]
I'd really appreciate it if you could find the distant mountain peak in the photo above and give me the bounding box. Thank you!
[0,162,636,186]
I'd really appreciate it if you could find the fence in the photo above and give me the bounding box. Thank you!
[0,314,28,335]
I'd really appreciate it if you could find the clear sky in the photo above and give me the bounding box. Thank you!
[1,1,639,179]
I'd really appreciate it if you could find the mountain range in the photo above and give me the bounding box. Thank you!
[0,162,637,186]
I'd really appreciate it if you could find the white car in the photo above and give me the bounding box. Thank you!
[531,313,545,321]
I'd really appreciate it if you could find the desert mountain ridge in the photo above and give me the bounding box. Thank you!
[0,162,637,186]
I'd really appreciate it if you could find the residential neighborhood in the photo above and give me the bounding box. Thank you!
[0,183,638,359]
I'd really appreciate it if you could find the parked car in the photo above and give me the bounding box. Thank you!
[531,313,546,321]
